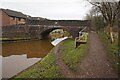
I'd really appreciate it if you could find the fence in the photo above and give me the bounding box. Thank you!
[75,27,87,48]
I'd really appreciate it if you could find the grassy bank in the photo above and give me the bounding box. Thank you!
[14,50,63,79]
[0,38,31,41]
[61,39,88,72]
[98,31,119,73]
[14,37,88,78]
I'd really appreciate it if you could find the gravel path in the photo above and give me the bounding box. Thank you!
[54,31,117,78]
[77,31,117,78]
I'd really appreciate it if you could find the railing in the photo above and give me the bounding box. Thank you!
[78,27,86,38]
[75,27,87,48]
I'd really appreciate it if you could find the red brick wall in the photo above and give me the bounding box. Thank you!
[1,10,10,26]
[0,10,26,26]
[9,16,17,25]
[0,10,2,26]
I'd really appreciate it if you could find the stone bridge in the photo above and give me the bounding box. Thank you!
[27,20,91,39]
[2,20,91,39]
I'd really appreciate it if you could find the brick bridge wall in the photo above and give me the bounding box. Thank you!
[26,20,91,26]
[2,20,91,39]
[2,25,28,38]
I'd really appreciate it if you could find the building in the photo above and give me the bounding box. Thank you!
[0,9,27,26]
[28,17,47,20]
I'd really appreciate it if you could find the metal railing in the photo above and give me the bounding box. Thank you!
[75,27,87,48]
[78,27,86,38]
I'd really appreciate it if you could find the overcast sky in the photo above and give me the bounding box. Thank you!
[0,0,92,20]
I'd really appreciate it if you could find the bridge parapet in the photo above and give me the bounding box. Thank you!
[26,20,91,27]
[2,20,91,39]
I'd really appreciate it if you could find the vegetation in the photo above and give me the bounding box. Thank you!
[14,36,89,78]
[86,13,105,31]
[63,31,71,37]
[87,1,120,42]
[50,29,71,41]
[15,50,63,79]
[0,38,31,41]
[61,36,88,72]
[85,2,119,74]
[98,31,119,73]
[76,32,88,43]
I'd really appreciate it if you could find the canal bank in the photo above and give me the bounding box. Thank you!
[0,38,42,43]
[2,37,68,78]
[14,38,88,78]
[2,28,71,78]
[2,39,54,78]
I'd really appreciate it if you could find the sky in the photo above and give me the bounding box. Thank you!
[0,0,92,20]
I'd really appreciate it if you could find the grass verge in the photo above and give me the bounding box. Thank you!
[0,38,31,41]
[98,31,119,74]
[61,39,88,72]
[13,35,88,78]
[14,50,63,79]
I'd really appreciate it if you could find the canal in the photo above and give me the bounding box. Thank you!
[1,37,68,78]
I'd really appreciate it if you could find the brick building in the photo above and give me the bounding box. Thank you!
[0,9,27,26]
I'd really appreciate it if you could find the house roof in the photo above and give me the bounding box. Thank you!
[28,17,48,20]
[0,9,27,18]
[0,8,50,20]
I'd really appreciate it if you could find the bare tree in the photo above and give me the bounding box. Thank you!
[87,0,120,42]
[85,7,104,31]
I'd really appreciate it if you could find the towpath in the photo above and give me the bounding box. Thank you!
[54,31,117,78]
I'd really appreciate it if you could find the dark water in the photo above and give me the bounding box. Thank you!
[1,40,54,78]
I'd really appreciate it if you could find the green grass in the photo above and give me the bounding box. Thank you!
[82,33,88,42]
[14,50,63,78]
[63,31,71,37]
[98,31,119,73]
[76,32,88,43]
[13,35,88,78]
[61,39,88,72]
[0,38,31,41]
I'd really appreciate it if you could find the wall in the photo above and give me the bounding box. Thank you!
[1,10,26,26]
[1,11,17,26]
[1,10,10,26]
[27,20,91,27]
[17,18,26,24]
[9,17,17,25]
[2,25,28,38]
[0,11,2,38]
[0,10,2,26]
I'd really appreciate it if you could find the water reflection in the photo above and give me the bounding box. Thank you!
[2,40,54,58]
[2,37,68,78]
[2,54,41,78]
[2,39,54,78]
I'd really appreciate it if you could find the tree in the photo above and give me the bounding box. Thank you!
[85,7,104,31]
[87,1,120,42]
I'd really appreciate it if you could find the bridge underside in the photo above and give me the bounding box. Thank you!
[39,26,84,39]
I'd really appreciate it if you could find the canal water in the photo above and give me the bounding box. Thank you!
[1,37,67,78]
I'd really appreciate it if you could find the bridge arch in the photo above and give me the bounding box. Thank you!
[39,26,84,39]
[39,27,72,39]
